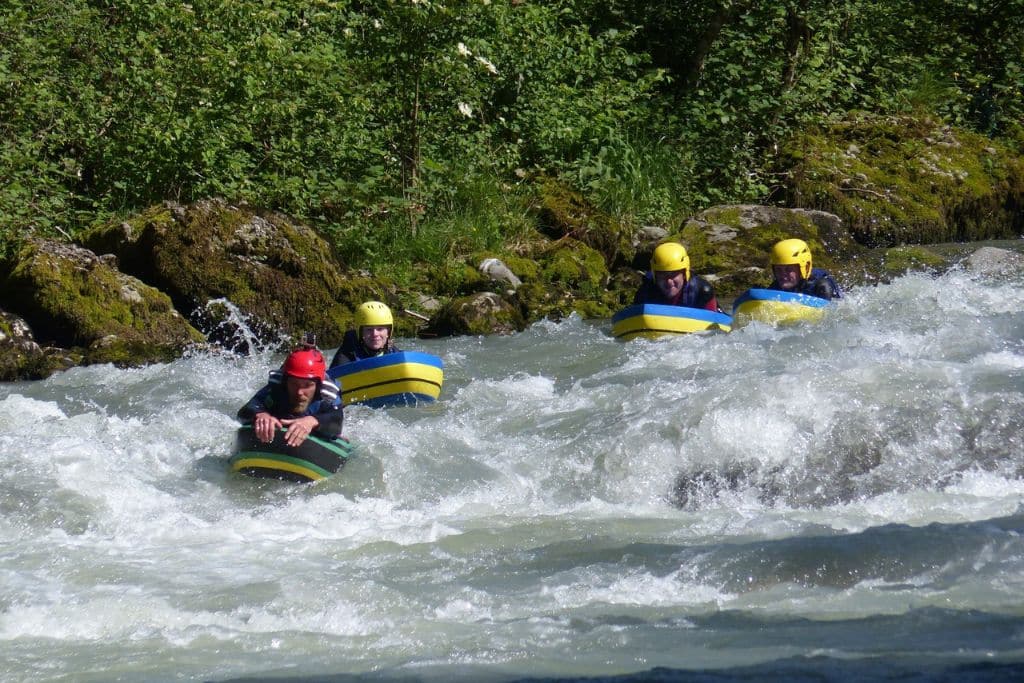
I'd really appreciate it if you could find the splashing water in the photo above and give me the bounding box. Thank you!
[2,266,1024,682]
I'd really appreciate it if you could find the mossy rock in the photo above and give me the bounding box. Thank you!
[878,245,948,276]
[0,345,81,382]
[539,240,610,297]
[673,204,858,299]
[781,113,1024,246]
[0,309,45,380]
[537,178,635,267]
[78,199,370,350]
[425,261,489,296]
[0,239,203,368]
[512,281,575,323]
[832,244,973,286]
[426,292,525,336]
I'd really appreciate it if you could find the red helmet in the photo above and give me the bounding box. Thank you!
[282,347,326,381]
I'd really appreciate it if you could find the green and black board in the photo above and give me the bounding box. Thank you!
[228,426,354,483]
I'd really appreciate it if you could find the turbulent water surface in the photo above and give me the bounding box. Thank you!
[3,264,1024,682]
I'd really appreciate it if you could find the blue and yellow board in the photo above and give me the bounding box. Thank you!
[327,351,444,408]
[611,304,732,341]
[229,426,354,483]
[731,288,830,327]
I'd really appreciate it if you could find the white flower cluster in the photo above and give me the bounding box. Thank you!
[455,42,498,75]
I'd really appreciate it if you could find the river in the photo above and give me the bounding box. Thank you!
[2,264,1024,682]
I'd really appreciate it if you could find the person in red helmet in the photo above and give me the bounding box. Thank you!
[237,343,343,446]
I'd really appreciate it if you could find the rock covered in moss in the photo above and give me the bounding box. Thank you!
[540,240,610,296]
[426,292,525,336]
[537,178,634,267]
[667,204,858,299]
[0,239,203,368]
[502,239,620,322]
[426,261,490,297]
[78,199,376,350]
[781,113,1024,246]
[878,245,948,276]
[0,309,55,380]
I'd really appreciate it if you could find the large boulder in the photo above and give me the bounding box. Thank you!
[781,113,1024,246]
[537,178,635,268]
[0,309,79,380]
[426,292,525,336]
[0,239,203,367]
[669,204,860,299]
[78,199,377,351]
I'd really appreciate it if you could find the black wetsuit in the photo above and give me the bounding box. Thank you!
[633,274,721,312]
[769,268,842,301]
[237,370,343,438]
[328,329,401,367]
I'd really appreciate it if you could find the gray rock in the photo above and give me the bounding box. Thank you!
[427,292,525,336]
[415,294,442,312]
[964,246,1024,276]
[479,257,522,289]
[0,238,204,368]
[634,224,669,248]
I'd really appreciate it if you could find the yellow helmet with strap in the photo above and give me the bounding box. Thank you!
[770,239,812,280]
[355,301,393,329]
[651,242,690,279]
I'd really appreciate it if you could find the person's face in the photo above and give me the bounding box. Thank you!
[773,264,802,290]
[361,325,390,351]
[655,269,686,299]
[286,375,318,413]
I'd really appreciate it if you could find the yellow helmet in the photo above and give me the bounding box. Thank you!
[770,239,813,280]
[355,301,394,329]
[651,242,690,278]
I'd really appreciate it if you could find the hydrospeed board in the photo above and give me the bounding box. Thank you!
[611,303,732,341]
[228,426,354,483]
[327,351,443,408]
[731,288,830,326]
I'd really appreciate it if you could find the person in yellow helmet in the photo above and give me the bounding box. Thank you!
[633,242,722,311]
[767,238,842,300]
[329,301,402,367]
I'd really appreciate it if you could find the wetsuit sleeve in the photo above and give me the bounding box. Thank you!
[237,384,274,423]
[810,279,835,300]
[823,273,842,299]
[807,270,842,300]
[693,277,721,312]
[311,379,343,438]
[329,330,360,367]
[633,276,657,305]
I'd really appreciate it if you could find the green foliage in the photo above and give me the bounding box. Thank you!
[565,126,700,228]
[570,0,1024,207]
[2,0,1021,274]
[333,170,537,271]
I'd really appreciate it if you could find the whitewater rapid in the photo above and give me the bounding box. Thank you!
[2,264,1024,682]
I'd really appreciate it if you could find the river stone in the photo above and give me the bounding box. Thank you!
[78,198,372,351]
[479,257,523,289]
[0,309,49,380]
[963,246,1024,276]
[427,292,525,336]
[0,239,204,368]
